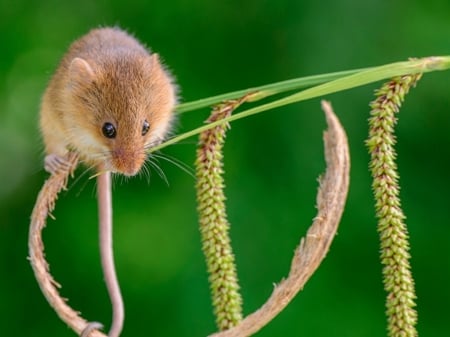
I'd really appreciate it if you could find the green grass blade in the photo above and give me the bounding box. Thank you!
[175,68,368,113]
[152,56,450,152]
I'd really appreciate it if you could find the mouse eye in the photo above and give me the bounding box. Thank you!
[142,119,150,136]
[102,122,117,139]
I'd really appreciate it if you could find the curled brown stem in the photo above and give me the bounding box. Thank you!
[28,152,107,337]
[209,100,350,337]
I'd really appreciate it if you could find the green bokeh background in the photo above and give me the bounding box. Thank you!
[1,1,449,336]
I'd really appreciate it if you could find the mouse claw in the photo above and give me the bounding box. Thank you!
[80,321,104,337]
[44,154,71,175]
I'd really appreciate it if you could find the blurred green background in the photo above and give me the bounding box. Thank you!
[1,0,449,336]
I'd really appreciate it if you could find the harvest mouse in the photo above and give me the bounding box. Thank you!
[40,27,177,176]
[38,27,178,337]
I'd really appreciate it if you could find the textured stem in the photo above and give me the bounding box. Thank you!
[28,152,107,337]
[367,74,422,337]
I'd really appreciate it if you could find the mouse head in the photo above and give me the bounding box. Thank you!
[65,54,177,176]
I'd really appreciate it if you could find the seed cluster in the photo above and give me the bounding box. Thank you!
[367,74,422,337]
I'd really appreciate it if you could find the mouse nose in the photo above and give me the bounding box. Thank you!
[112,148,145,176]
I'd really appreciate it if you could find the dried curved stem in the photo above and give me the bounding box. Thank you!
[28,152,107,337]
[209,100,350,337]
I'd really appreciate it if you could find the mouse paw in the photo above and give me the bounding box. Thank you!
[44,154,71,175]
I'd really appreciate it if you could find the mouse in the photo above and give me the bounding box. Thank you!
[40,27,177,176]
[39,27,178,337]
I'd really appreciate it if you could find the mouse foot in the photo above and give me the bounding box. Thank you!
[44,153,72,175]
[80,321,104,337]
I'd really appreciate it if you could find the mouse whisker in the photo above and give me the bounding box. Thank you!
[89,169,109,180]
[150,152,194,178]
[67,166,91,192]
[66,163,98,198]
[138,160,152,184]
[111,171,129,186]
[152,136,197,148]
[145,138,164,151]
[144,156,169,186]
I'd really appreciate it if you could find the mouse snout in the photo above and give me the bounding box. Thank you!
[111,147,146,176]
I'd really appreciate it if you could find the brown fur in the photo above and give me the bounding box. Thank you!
[40,27,177,176]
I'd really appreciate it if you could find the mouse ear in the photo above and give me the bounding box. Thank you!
[148,53,165,75]
[68,57,95,88]
[150,53,160,65]
[148,53,171,83]
[147,53,177,99]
